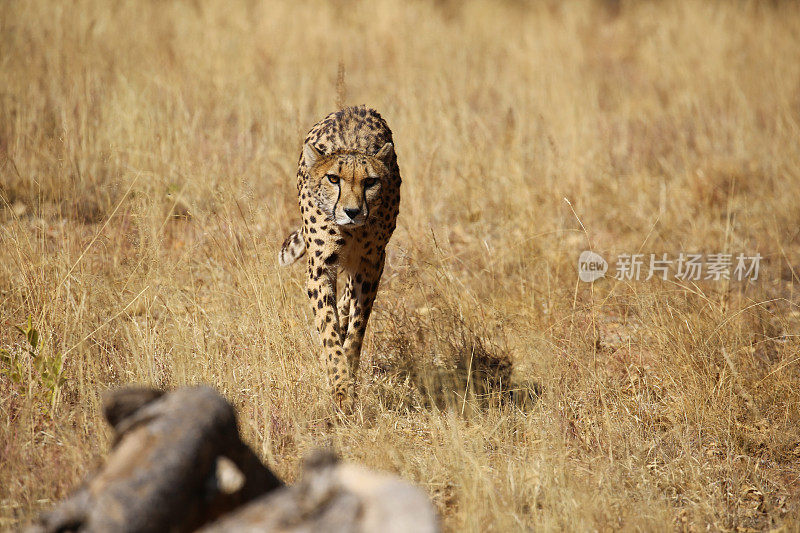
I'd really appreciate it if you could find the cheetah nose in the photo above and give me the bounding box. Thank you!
[344,207,361,220]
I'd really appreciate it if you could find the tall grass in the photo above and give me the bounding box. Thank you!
[1,0,799,530]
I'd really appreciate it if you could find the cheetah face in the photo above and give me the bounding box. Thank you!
[304,142,393,227]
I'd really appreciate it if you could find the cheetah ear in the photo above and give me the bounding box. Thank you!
[375,142,393,165]
[304,143,323,168]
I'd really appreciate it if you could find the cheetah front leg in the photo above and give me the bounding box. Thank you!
[306,263,351,409]
[337,276,354,345]
[342,251,386,384]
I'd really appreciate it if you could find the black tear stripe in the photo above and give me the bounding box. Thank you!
[331,180,341,222]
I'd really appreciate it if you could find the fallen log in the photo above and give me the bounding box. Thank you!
[25,386,439,533]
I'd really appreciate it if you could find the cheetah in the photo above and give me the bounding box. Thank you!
[279,106,401,409]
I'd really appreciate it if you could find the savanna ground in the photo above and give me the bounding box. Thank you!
[2,0,800,530]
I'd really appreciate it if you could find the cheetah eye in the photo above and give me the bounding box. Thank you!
[363,177,379,188]
[326,174,340,185]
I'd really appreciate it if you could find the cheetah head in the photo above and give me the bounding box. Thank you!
[303,142,393,227]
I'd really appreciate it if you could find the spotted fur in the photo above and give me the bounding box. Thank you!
[279,106,401,410]
[279,229,306,267]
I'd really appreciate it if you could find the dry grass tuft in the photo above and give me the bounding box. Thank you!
[2,0,800,530]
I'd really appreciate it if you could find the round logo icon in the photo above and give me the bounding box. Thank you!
[578,251,607,282]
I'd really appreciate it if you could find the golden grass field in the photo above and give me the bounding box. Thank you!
[2,0,800,530]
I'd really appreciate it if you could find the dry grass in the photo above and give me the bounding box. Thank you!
[2,0,800,530]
